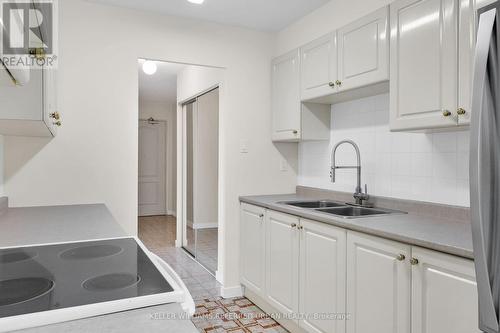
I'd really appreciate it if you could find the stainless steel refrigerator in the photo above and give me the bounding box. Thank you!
[471,2,500,332]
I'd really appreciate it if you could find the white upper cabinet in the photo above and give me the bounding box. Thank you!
[0,65,59,137]
[347,231,411,333]
[271,49,330,142]
[300,33,338,101]
[390,0,474,131]
[411,247,480,333]
[337,7,389,92]
[272,49,302,141]
[240,203,266,298]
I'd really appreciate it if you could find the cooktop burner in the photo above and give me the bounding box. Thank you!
[83,273,141,291]
[0,238,174,319]
[0,278,54,306]
[59,244,123,260]
[0,251,37,264]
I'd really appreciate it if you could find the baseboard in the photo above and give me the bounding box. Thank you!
[167,210,176,217]
[220,285,243,298]
[193,222,218,230]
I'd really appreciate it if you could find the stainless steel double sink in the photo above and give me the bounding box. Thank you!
[279,200,406,219]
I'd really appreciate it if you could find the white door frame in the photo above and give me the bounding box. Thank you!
[138,118,168,217]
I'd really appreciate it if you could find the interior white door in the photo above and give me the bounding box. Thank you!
[301,33,337,101]
[390,0,458,131]
[299,219,346,333]
[266,210,299,320]
[411,247,480,333]
[138,119,166,216]
[240,203,266,297]
[347,231,411,333]
[337,6,389,91]
[272,49,301,141]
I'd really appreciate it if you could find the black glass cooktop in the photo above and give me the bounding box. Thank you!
[0,238,174,318]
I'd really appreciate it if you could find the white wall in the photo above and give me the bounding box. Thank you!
[299,94,470,207]
[139,100,177,215]
[3,0,297,291]
[274,0,392,56]
[177,66,224,103]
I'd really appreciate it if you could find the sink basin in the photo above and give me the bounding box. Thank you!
[281,200,346,209]
[315,206,402,218]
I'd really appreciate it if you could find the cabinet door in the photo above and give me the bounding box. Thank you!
[457,0,475,125]
[347,231,411,333]
[301,33,337,101]
[272,49,301,141]
[266,210,299,319]
[43,68,58,136]
[337,6,389,91]
[299,219,346,333]
[390,0,458,131]
[411,247,480,333]
[240,204,266,297]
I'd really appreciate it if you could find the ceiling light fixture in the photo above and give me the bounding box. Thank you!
[187,0,204,4]
[142,61,157,75]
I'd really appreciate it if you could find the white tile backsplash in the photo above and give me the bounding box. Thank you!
[298,93,470,207]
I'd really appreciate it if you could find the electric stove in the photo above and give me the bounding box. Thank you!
[0,237,194,332]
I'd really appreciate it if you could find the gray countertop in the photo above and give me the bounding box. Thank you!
[240,194,474,259]
[0,203,126,247]
[0,202,198,333]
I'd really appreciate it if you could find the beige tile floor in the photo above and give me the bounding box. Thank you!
[138,215,222,299]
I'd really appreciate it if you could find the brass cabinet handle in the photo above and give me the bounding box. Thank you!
[328,81,335,87]
[457,108,466,115]
[335,80,342,86]
[396,254,406,261]
[54,121,62,127]
[50,112,60,120]
[410,258,419,265]
[292,130,298,135]
[291,223,297,228]
[298,225,304,230]
[259,214,264,219]
[442,110,452,117]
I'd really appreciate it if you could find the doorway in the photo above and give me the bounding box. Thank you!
[182,88,219,274]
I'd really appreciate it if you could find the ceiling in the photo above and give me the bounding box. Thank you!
[138,60,185,103]
[87,0,330,31]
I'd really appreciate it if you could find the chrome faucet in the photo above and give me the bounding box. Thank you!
[330,140,369,206]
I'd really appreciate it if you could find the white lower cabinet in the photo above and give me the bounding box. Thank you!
[299,219,346,333]
[240,207,479,333]
[265,210,300,318]
[411,247,480,333]
[347,231,411,333]
[240,203,266,297]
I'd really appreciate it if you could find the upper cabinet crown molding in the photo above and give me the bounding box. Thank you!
[389,0,474,131]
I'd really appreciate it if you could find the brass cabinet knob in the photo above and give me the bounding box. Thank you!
[457,108,466,115]
[50,112,60,120]
[396,254,406,261]
[328,81,335,87]
[298,225,304,230]
[410,258,419,265]
[290,223,297,228]
[54,121,62,127]
[442,110,452,117]
[292,130,298,135]
[259,214,264,219]
[335,80,342,86]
